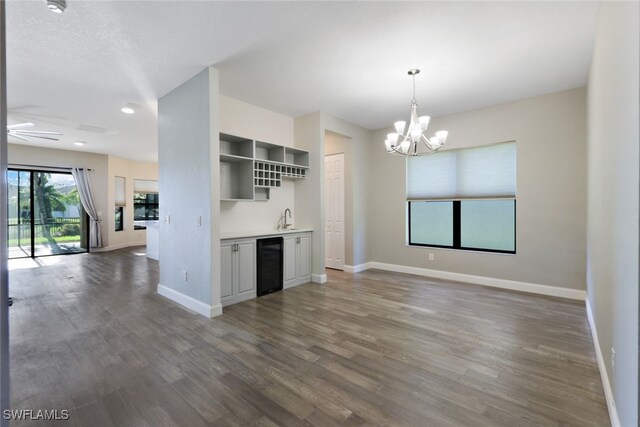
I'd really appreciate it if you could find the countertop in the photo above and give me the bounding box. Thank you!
[220,228,313,240]
[135,220,159,229]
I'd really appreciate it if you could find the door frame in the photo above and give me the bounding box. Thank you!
[324,153,345,271]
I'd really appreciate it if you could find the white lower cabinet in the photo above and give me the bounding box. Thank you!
[220,239,256,306]
[221,232,312,307]
[284,232,312,289]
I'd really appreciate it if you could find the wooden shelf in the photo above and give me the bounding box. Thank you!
[220,153,252,162]
[255,141,285,163]
[284,147,309,167]
[219,133,309,202]
[220,134,253,158]
[220,157,253,201]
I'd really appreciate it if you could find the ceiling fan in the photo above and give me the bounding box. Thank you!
[6,122,62,142]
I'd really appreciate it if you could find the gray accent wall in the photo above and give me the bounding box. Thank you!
[158,67,220,309]
[587,2,639,425]
[367,88,588,291]
[294,112,325,279]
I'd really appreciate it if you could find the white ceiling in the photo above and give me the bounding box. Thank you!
[6,1,599,162]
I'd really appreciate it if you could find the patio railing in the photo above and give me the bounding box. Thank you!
[7,217,82,245]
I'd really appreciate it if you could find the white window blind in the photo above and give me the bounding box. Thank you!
[407,141,516,200]
[115,176,126,206]
[133,179,158,193]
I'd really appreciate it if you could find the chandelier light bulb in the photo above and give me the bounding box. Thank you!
[399,137,411,154]
[435,130,448,139]
[410,126,421,143]
[46,0,66,13]
[428,136,444,149]
[419,116,431,131]
[394,121,406,134]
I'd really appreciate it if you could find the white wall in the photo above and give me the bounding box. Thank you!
[158,67,220,314]
[586,2,639,426]
[219,95,295,232]
[367,88,588,293]
[106,155,158,250]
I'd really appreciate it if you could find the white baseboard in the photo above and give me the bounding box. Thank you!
[221,292,257,307]
[157,284,222,318]
[92,241,146,252]
[586,299,621,427]
[359,261,585,300]
[284,276,312,289]
[343,263,370,273]
[312,273,327,284]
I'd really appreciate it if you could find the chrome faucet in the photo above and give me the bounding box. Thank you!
[283,208,292,229]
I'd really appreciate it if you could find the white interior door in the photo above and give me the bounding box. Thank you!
[324,154,345,270]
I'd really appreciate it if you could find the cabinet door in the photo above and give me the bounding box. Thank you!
[297,234,312,279]
[220,243,234,300]
[283,236,297,283]
[237,241,255,295]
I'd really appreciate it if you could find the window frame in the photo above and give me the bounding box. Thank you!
[407,199,517,254]
[133,192,159,222]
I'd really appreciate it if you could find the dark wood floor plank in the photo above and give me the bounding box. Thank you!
[8,248,609,426]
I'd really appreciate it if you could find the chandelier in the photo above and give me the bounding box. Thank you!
[384,69,448,156]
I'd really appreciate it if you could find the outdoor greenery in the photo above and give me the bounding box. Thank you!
[56,223,81,237]
[7,172,84,250]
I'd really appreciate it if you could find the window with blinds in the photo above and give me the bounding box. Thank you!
[114,176,126,206]
[407,141,516,253]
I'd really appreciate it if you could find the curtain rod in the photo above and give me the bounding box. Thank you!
[8,163,94,172]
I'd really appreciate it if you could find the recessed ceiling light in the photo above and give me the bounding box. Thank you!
[74,141,86,146]
[46,0,66,13]
[121,103,138,115]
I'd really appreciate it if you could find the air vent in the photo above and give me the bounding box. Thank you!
[76,124,107,133]
[76,124,118,135]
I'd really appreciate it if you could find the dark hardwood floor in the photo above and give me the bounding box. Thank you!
[8,247,609,426]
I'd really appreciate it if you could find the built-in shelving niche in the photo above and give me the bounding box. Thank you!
[220,133,309,202]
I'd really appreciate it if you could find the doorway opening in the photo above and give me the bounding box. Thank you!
[324,152,345,271]
[7,168,89,258]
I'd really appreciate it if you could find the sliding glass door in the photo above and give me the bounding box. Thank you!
[7,170,31,258]
[7,169,89,258]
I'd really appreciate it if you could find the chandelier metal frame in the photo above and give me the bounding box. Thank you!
[384,69,448,157]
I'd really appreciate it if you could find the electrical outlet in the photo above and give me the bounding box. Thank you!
[182,270,188,282]
[428,253,435,261]
[611,348,615,374]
